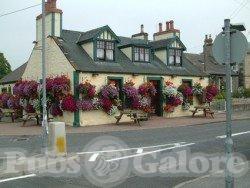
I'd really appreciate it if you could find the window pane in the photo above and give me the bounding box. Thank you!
[169,56,174,65]
[134,47,139,61]
[176,56,181,65]
[106,49,114,61]
[139,48,144,61]
[169,49,175,56]
[106,42,114,50]
[145,49,149,62]
[145,53,149,62]
[176,50,181,65]
[97,49,104,59]
[97,41,105,49]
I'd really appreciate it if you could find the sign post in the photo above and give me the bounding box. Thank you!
[213,19,247,188]
[224,18,234,188]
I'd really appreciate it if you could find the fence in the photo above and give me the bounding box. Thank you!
[210,98,250,112]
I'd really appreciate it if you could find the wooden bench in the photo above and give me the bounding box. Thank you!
[115,109,148,126]
[0,108,15,122]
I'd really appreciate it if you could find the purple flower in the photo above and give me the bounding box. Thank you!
[77,100,94,111]
[100,85,119,99]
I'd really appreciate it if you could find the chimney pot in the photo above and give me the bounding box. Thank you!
[169,20,174,29]
[159,23,163,32]
[166,21,170,31]
[141,24,144,33]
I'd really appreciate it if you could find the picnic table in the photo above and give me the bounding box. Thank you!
[191,105,215,118]
[0,108,15,122]
[22,111,53,126]
[115,109,148,126]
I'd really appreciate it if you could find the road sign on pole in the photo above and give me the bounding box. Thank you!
[212,28,248,65]
[213,19,247,188]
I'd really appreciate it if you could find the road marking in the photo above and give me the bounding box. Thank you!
[136,148,143,154]
[77,142,186,155]
[88,153,99,162]
[216,131,250,139]
[106,143,195,162]
[0,174,36,183]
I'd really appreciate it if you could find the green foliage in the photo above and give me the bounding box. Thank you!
[232,87,250,98]
[215,91,226,100]
[0,52,11,79]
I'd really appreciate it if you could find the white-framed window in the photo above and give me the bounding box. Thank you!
[96,40,115,61]
[168,49,182,66]
[133,47,150,62]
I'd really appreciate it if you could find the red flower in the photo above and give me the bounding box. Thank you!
[100,98,113,113]
[61,95,77,112]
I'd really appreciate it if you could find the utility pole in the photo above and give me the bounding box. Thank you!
[42,0,48,152]
[224,19,234,188]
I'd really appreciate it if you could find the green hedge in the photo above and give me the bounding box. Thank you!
[232,87,250,98]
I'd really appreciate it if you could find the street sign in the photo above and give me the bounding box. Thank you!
[212,30,248,64]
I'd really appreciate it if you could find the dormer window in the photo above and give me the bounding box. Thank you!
[96,40,115,61]
[134,47,150,62]
[168,49,182,66]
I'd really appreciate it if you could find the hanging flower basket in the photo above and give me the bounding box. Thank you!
[178,84,193,110]
[192,82,204,104]
[205,84,219,102]
[123,80,139,109]
[77,81,96,99]
[99,84,120,115]
[0,93,12,109]
[138,82,156,97]
[162,81,183,113]
[61,95,77,112]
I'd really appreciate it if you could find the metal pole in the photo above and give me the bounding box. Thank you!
[224,19,234,188]
[42,0,48,151]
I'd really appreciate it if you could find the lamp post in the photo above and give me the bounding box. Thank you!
[41,0,48,151]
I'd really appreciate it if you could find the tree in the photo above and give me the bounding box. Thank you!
[0,52,11,79]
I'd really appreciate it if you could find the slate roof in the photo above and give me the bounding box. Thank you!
[118,36,149,48]
[184,53,237,76]
[77,25,119,44]
[53,29,206,77]
[77,27,101,43]
[0,62,27,84]
[150,37,187,50]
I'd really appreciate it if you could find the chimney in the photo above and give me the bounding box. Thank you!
[153,20,180,41]
[159,23,163,32]
[132,24,148,41]
[203,34,214,71]
[36,0,63,41]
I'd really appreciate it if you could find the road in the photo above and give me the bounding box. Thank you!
[0,119,250,188]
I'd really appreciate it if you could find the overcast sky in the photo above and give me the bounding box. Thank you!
[0,0,250,70]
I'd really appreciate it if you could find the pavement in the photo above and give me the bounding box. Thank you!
[0,119,250,187]
[0,111,249,136]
